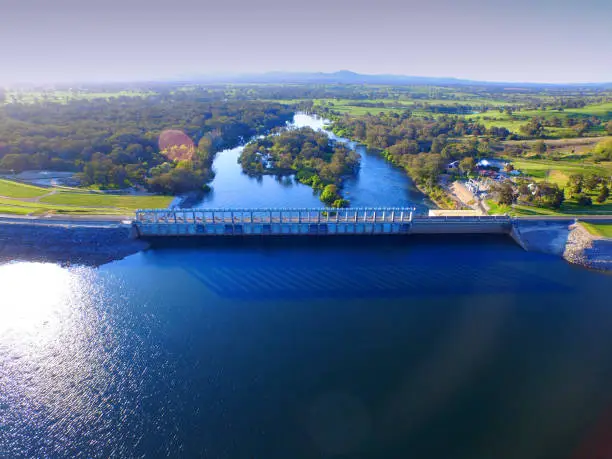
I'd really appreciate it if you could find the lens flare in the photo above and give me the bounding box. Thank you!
[158,129,195,161]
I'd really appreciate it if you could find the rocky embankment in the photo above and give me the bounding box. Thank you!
[0,220,149,266]
[564,223,612,271]
[512,219,612,271]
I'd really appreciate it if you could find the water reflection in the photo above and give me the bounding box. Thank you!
[0,263,76,339]
[1,241,612,457]
[0,263,141,458]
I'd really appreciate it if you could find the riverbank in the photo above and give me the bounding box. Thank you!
[0,219,148,266]
[326,121,455,210]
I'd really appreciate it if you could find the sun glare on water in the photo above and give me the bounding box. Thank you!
[0,262,76,339]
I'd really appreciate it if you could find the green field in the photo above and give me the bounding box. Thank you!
[40,192,173,210]
[582,222,612,238]
[0,197,125,216]
[509,159,612,183]
[0,179,49,198]
[462,101,612,137]
[0,179,173,216]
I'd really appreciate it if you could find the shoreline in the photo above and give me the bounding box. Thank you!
[0,218,148,267]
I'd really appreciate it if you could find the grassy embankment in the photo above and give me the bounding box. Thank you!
[0,179,172,216]
[581,223,612,238]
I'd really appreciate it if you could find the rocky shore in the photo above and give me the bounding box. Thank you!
[564,223,612,271]
[0,220,149,266]
[512,219,612,271]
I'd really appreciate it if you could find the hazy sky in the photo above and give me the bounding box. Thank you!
[1,0,611,84]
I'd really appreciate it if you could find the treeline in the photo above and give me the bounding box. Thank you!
[494,180,566,209]
[0,95,294,193]
[239,127,360,207]
[331,112,502,186]
[518,115,605,137]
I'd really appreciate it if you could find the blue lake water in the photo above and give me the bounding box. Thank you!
[1,237,612,458]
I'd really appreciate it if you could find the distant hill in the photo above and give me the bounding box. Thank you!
[181,70,612,88]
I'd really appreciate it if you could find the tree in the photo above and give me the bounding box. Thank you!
[597,184,610,203]
[583,173,602,192]
[606,121,612,136]
[0,154,31,172]
[534,182,565,209]
[496,182,516,206]
[331,199,350,208]
[594,139,612,161]
[518,181,531,200]
[567,174,584,197]
[320,184,341,206]
[575,193,592,206]
[459,157,475,175]
[533,140,547,155]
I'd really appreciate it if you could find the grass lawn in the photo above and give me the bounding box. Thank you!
[486,200,563,216]
[582,222,612,238]
[0,178,173,216]
[486,198,612,217]
[485,200,511,215]
[0,179,49,198]
[0,197,125,216]
[512,205,566,216]
[40,192,173,211]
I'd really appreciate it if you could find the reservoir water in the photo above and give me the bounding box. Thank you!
[2,239,612,458]
[1,113,612,458]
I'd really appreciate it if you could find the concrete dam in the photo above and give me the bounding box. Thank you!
[134,208,513,237]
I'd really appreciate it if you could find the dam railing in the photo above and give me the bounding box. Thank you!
[134,208,512,237]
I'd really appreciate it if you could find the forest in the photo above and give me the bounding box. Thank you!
[0,92,294,193]
[239,127,360,207]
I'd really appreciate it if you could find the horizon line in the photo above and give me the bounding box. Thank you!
[2,70,612,87]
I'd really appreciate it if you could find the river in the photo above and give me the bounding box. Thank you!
[192,113,433,212]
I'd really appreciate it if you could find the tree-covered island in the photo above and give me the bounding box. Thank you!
[239,127,360,207]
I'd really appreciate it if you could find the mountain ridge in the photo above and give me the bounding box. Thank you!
[179,70,612,88]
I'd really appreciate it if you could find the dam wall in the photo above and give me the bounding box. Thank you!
[1,212,610,271]
[134,208,511,237]
[0,219,148,266]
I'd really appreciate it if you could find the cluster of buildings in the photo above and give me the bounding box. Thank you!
[446,158,524,207]
[447,158,521,183]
